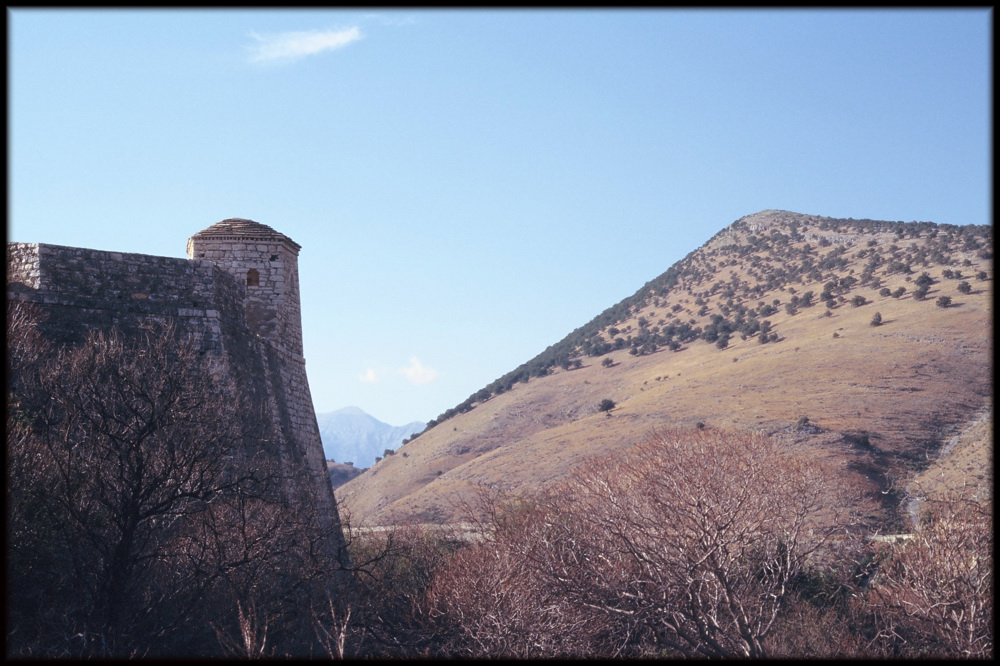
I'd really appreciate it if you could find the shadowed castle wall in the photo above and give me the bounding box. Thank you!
[7,240,345,564]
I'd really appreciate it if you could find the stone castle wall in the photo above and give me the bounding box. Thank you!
[7,239,345,564]
[7,242,243,352]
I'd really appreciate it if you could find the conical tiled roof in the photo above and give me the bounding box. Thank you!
[191,218,300,249]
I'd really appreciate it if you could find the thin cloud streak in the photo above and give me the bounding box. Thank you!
[359,368,379,384]
[248,27,362,63]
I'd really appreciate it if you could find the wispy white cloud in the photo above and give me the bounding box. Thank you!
[248,27,362,64]
[359,368,380,384]
[400,357,438,386]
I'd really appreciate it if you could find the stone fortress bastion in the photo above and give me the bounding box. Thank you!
[7,218,346,561]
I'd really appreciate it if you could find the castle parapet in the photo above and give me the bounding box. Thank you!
[7,219,346,572]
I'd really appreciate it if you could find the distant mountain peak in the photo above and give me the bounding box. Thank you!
[316,406,424,468]
[333,405,372,417]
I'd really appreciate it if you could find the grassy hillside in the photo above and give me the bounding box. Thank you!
[337,210,992,530]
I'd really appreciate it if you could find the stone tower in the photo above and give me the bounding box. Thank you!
[186,218,345,566]
[9,219,349,579]
[187,218,304,356]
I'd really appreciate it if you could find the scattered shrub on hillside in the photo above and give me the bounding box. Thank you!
[913,285,929,301]
[915,272,934,288]
[976,271,988,281]
[597,399,616,413]
[601,357,614,368]
[879,287,891,297]
[957,281,972,294]
[843,431,871,449]
[892,286,906,299]
[870,312,882,327]
[851,295,868,307]
[936,295,952,308]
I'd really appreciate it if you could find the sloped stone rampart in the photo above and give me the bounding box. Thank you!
[7,239,345,567]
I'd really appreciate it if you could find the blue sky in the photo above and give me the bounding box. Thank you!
[9,9,991,425]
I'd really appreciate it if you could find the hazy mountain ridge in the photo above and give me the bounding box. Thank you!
[317,406,424,468]
[338,210,992,528]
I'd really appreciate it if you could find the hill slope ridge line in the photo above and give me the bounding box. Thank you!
[338,210,992,528]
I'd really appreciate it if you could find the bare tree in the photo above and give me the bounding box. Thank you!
[866,489,992,658]
[533,429,862,658]
[421,490,606,658]
[6,314,350,658]
[324,512,461,657]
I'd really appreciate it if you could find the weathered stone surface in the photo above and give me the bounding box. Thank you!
[7,220,346,567]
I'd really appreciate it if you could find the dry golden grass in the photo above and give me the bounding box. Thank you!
[337,212,992,529]
[909,403,992,507]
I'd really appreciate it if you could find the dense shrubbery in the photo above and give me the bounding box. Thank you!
[865,493,992,658]
[7,303,350,658]
[335,429,992,659]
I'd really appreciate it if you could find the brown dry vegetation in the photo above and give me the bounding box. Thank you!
[908,404,992,508]
[338,211,992,531]
[6,303,351,658]
[9,210,991,659]
[337,428,990,658]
